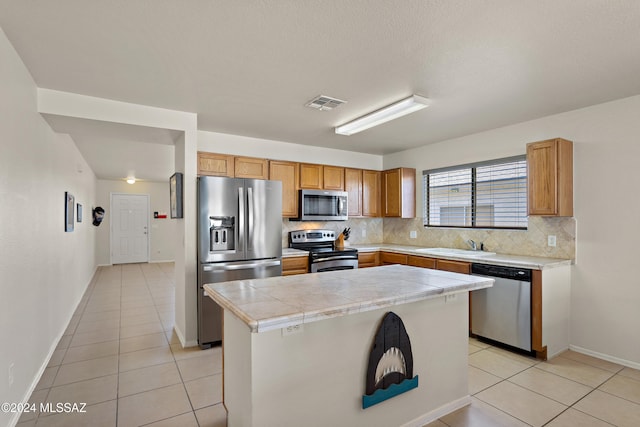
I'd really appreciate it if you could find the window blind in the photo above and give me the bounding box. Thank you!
[423,156,528,229]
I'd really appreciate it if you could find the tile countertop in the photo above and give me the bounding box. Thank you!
[282,248,309,258]
[203,264,492,333]
[349,244,573,270]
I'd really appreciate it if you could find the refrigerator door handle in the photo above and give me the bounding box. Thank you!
[238,187,244,252]
[202,260,281,272]
[247,187,254,250]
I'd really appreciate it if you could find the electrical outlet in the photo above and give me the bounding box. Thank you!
[282,324,304,336]
[8,363,14,386]
[361,229,366,238]
[548,235,557,247]
[410,230,417,239]
[445,294,458,303]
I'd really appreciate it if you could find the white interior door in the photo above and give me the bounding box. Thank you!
[111,193,149,264]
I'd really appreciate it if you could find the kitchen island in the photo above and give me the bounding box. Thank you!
[204,264,493,427]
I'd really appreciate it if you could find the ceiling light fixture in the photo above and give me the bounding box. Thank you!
[126,177,136,184]
[335,95,430,136]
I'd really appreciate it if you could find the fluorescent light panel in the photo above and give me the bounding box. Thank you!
[335,95,430,136]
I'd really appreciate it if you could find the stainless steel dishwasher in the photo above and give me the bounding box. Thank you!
[471,263,532,352]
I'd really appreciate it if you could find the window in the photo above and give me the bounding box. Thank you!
[423,156,527,229]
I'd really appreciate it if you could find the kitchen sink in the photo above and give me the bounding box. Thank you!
[415,247,496,257]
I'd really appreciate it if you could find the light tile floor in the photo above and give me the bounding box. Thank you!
[17,263,226,427]
[17,263,640,426]
[428,339,640,427]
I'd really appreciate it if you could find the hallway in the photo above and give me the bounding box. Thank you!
[17,263,225,427]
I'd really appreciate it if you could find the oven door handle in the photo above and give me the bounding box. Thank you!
[313,255,358,263]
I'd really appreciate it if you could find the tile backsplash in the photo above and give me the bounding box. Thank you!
[282,218,383,248]
[282,216,575,259]
[383,216,576,259]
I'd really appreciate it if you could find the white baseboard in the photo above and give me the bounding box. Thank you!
[9,266,98,427]
[173,325,198,348]
[548,346,570,360]
[98,261,175,266]
[400,395,471,427]
[570,345,640,370]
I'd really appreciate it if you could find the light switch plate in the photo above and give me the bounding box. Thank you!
[410,231,417,239]
[548,235,557,247]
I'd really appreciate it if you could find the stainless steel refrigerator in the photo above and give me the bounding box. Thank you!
[197,176,282,348]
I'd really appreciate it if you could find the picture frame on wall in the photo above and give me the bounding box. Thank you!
[77,203,83,223]
[65,192,75,232]
[170,172,183,218]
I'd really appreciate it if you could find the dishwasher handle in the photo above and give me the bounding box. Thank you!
[471,263,531,281]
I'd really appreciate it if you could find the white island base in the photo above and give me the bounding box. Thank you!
[205,265,492,427]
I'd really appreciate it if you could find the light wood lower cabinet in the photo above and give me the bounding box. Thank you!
[357,252,379,268]
[435,259,471,274]
[282,256,308,276]
[530,267,570,360]
[407,255,436,269]
[380,252,408,265]
[286,248,564,361]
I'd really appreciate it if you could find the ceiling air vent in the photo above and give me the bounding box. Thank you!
[305,95,347,111]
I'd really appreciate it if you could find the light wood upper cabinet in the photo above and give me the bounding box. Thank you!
[345,168,363,217]
[299,163,323,189]
[362,170,381,217]
[198,152,234,177]
[323,166,345,190]
[382,168,416,218]
[234,156,269,179]
[269,161,299,218]
[527,138,573,217]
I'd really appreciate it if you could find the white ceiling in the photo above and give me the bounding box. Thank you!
[42,115,179,182]
[2,1,640,180]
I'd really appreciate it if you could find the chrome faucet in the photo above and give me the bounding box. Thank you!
[467,239,478,251]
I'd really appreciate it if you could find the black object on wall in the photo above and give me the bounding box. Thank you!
[92,206,105,226]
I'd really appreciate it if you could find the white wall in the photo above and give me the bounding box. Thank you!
[0,27,97,426]
[384,95,640,366]
[36,83,199,349]
[198,130,383,170]
[95,180,176,265]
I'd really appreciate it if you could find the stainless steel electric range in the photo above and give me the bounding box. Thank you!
[289,229,358,273]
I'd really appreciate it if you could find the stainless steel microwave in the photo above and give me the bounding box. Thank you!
[298,189,348,221]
